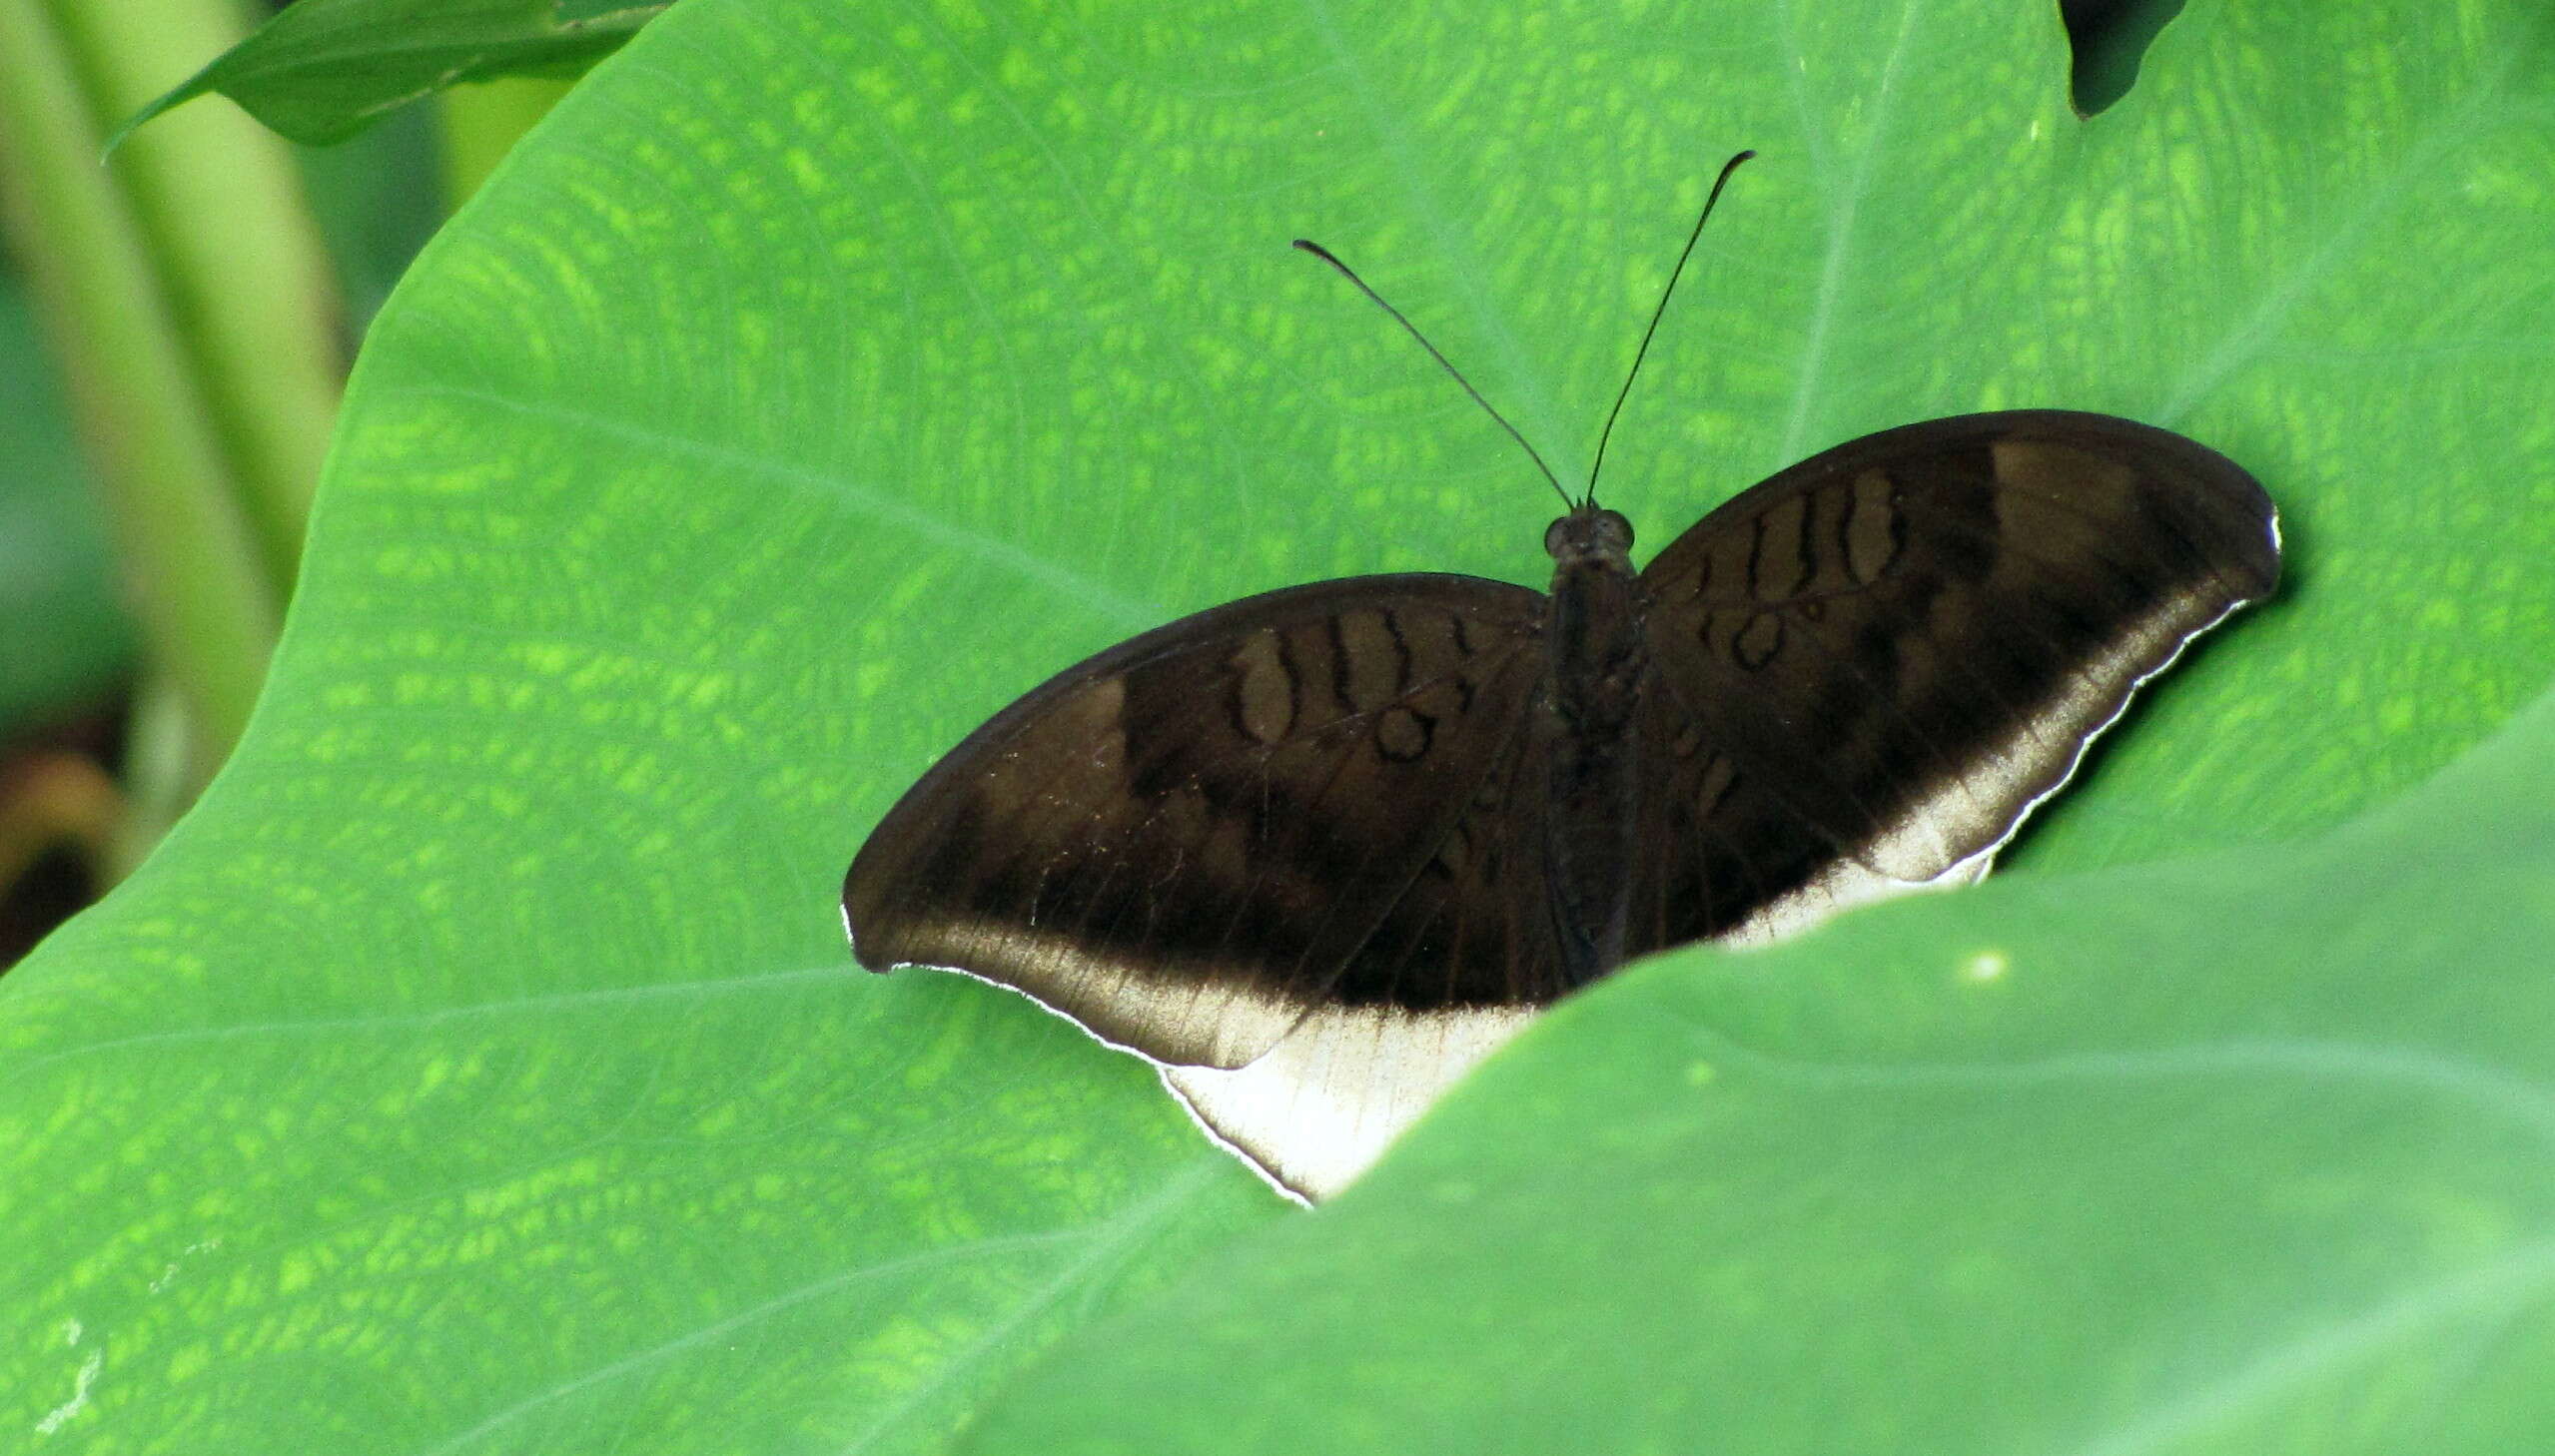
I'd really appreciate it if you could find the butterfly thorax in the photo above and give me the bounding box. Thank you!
[1539,503,1647,982]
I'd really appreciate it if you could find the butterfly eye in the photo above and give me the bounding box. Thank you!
[1542,508,1638,563]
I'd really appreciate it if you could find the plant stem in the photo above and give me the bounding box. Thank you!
[62,0,345,597]
[0,0,341,795]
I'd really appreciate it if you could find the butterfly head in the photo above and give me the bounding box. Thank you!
[1544,503,1635,568]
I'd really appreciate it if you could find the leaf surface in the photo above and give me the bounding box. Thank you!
[6,0,2550,1448]
[966,685,2555,1453]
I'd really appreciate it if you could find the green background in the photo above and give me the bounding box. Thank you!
[0,280,131,734]
[6,0,2551,1449]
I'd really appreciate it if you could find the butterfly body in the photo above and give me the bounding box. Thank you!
[846,409,2280,1200]
[1538,503,1647,981]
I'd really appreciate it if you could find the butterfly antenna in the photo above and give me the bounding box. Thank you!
[1293,239,1576,512]
[1585,149,1756,503]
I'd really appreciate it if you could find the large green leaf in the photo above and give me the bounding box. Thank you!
[965,685,2555,1454]
[5,0,2549,1449]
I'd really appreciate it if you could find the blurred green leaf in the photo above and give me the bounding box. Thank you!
[291,101,445,333]
[969,682,2555,1453]
[4,0,2549,1448]
[0,278,133,737]
[117,0,670,147]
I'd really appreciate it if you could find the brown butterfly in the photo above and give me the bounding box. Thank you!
[843,157,2281,1200]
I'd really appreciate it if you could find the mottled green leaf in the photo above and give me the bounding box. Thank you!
[965,687,2555,1454]
[6,0,2550,1448]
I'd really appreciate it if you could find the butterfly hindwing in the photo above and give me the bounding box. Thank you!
[843,573,1553,1071]
[1624,680,1866,954]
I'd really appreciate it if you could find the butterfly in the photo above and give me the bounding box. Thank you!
[842,157,2281,1201]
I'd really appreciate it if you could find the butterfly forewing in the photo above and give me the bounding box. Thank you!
[1631,410,2279,895]
[844,573,1552,1071]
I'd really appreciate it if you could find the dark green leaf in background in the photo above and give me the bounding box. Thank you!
[2066,0,2189,112]
[291,101,447,334]
[117,0,671,148]
[5,0,2549,1448]
[0,278,133,737]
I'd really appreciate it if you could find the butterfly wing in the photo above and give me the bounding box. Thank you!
[843,573,1559,1074]
[1628,409,2279,947]
[1157,692,1572,1199]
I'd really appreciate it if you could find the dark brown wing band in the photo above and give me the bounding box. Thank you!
[843,572,1551,1069]
[1631,409,2278,933]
